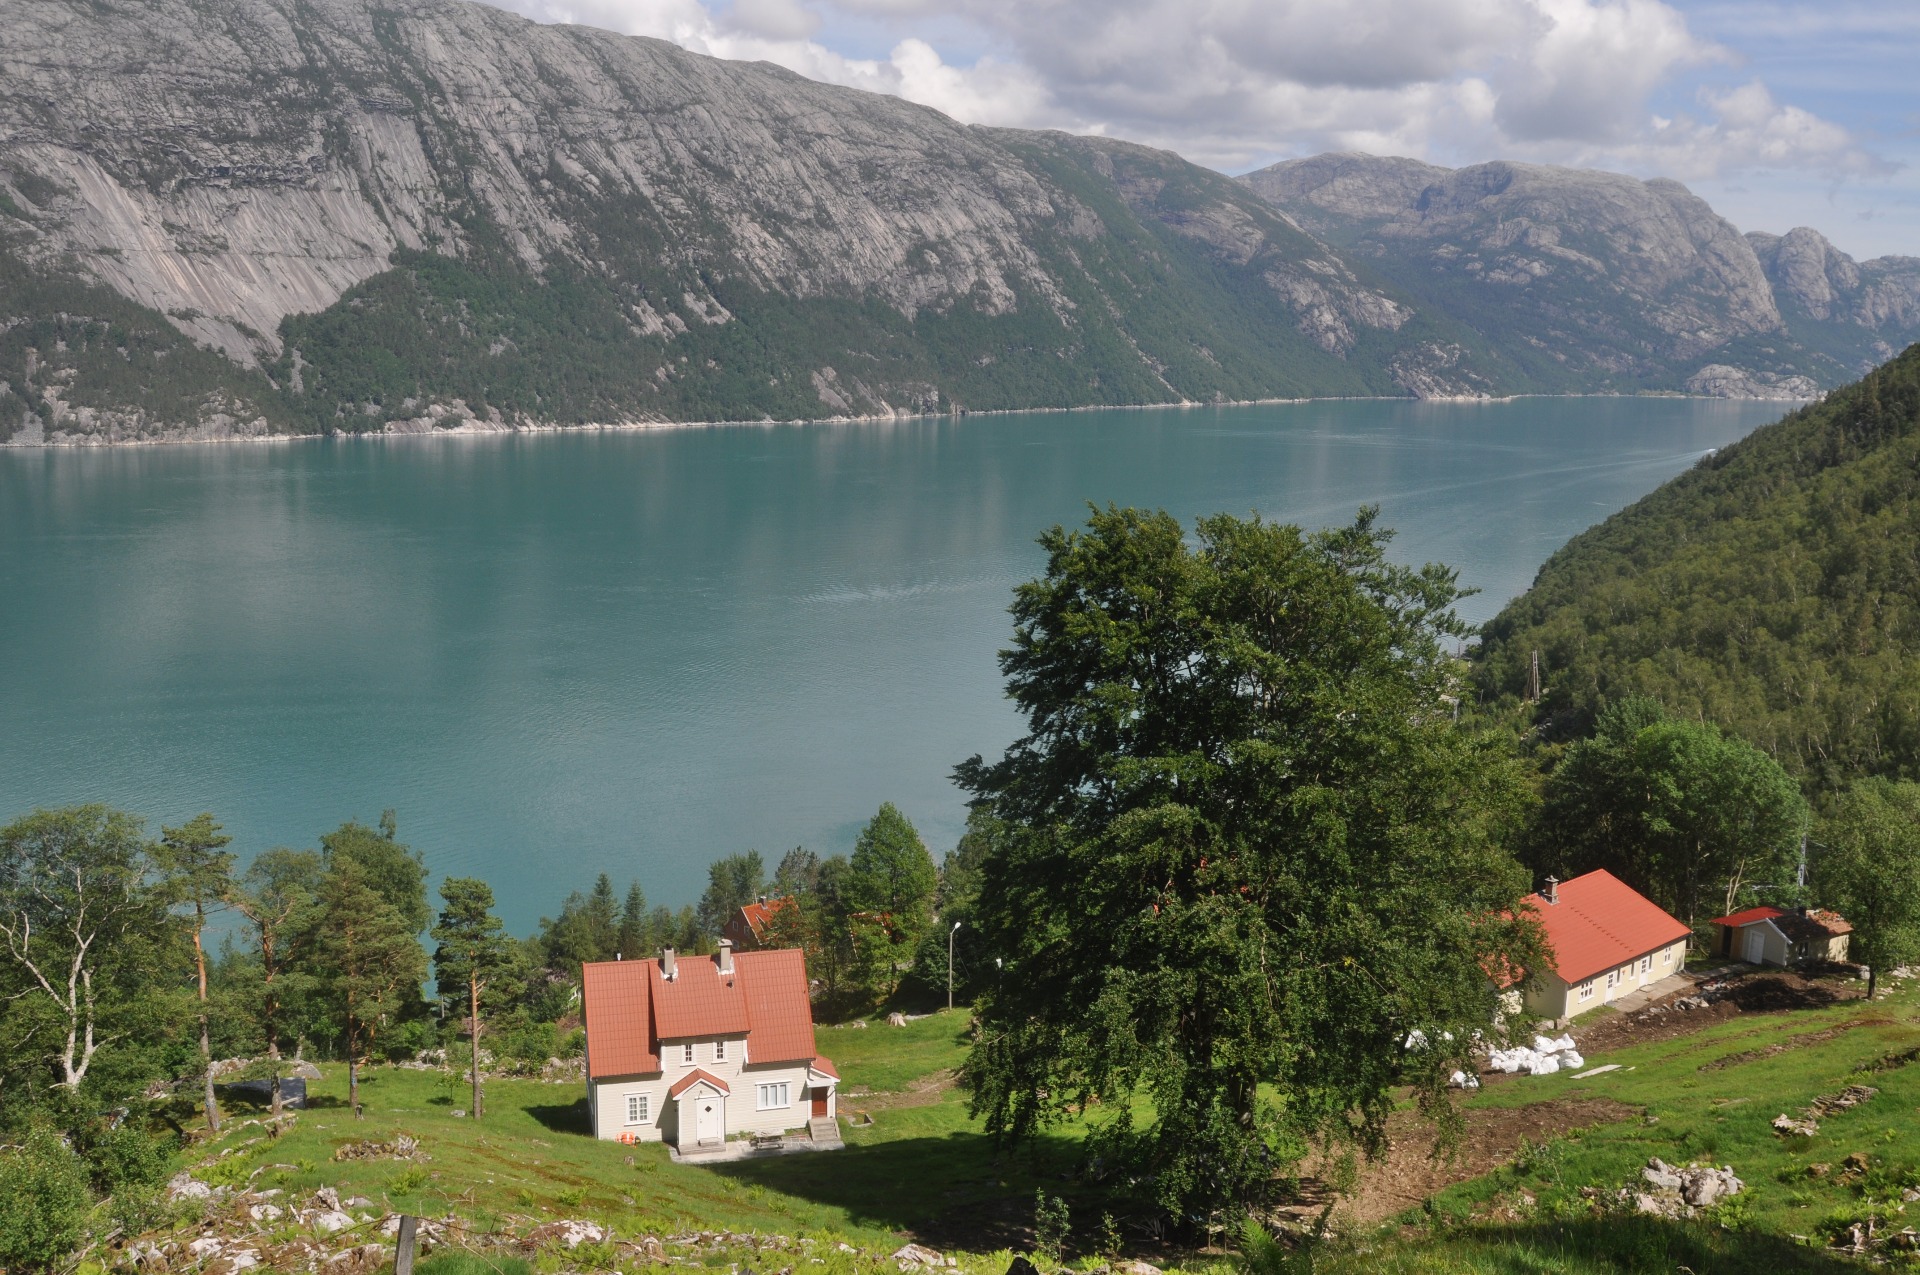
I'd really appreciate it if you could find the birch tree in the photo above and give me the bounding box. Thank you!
[0,806,175,1091]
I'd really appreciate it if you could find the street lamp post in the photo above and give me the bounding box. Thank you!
[948,920,963,1011]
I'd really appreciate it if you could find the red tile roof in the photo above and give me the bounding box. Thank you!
[581,959,657,1079]
[738,899,794,939]
[583,947,824,1079]
[668,1068,730,1099]
[736,949,816,1065]
[650,955,750,1039]
[1709,906,1785,928]
[810,1054,839,1080]
[1522,869,1691,986]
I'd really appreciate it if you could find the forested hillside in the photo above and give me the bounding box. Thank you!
[1475,342,1920,787]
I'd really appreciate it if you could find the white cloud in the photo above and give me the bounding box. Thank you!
[483,0,1887,185]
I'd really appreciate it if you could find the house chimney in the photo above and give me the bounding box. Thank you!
[661,947,677,981]
[717,937,734,976]
[1544,876,1560,905]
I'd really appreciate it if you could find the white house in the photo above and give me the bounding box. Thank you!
[581,941,839,1154]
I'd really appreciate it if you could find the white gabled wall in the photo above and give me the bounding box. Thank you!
[1525,937,1691,1021]
[588,1032,826,1142]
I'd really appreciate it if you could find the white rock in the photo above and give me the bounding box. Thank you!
[311,1209,356,1235]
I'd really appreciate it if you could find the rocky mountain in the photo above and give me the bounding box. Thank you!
[0,0,1456,443]
[1,1,1914,444]
[1241,153,1920,400]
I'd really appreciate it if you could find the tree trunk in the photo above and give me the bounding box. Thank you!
[1868,965,1879,1001]
[195,908,221,1133]
[469,973,483,1121]
[349,1037,362,1119]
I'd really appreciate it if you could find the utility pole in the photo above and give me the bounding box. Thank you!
[1529,649,1541,701]
[947,921,962,1011]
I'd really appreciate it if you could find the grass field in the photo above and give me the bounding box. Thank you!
[178,980,1920,1272]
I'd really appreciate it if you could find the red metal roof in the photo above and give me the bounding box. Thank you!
[1523,869,1692,986]
[581,959,657,1079]
[1709,905,1785,928]
[583,947,822,1079]
[668,1067,730,1099]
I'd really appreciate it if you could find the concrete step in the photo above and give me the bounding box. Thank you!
[808,1116,842,1146]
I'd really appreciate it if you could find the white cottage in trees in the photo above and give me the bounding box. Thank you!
[581,941,840,1154]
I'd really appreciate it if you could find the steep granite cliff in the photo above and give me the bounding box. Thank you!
[0,0,1448,442]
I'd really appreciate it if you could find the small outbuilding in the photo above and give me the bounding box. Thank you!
[1520,869,1692,1021]
[1708,906,1851,967]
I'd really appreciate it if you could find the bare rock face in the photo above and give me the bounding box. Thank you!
[1243,153,1910,396]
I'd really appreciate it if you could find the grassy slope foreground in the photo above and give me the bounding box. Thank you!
[1474,342,1920,786]
[143,978,1920,1275]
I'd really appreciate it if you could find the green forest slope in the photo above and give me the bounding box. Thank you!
[1475,342,1920,787]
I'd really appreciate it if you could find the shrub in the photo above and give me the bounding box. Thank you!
[86,1122,175,1195]
[1032,1190,1070,1264]
[0,1128,92,1275]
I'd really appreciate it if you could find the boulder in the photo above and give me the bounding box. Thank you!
[310,1210,356,1235]
[1679,1165,1742,1208]
[893,1243,955,1269]
[524,1219,609,1249]
[1641,1160,1683,1191]
[248,1203,283,1223]
[1005,1258,1042,1275]
[167,1171,214,1201]
[1117,1262,1163,1275]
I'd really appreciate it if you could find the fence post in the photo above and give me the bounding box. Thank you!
[394,1215,418,1275]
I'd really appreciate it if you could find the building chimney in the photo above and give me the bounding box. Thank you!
[1544,876,1560,905]
[717,937,734,976]
[661,947,677,981]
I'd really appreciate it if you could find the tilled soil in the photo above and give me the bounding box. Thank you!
[1570,968,1861,1056]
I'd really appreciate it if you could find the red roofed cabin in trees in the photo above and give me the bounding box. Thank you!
[1521,870,1692,1021]
[581,940,840,1152]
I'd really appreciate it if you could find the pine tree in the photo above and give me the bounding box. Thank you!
[432,878,511,1118]
[313,858,427,1119]
[617,882,649,960]
[157,813,235,1132]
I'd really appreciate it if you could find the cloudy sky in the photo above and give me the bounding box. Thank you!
[485,0,1918,259]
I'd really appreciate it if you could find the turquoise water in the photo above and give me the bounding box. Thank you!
[0,398,1786,930]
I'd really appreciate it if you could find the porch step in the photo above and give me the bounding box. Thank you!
[808,1116,843,1147]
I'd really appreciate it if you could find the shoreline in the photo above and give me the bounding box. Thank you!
[0,390,1814,450]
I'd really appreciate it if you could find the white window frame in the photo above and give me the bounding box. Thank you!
[1606,969,1618,989]
[1577,980,1595,1001]
[1662,947,1673,965]
[1642,955,1652,974]
[715,1038,728,1063]
[626,1093,649,1124]
[756,1082,791,1110]
[683,1042,695,1064]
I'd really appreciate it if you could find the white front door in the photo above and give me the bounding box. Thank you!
[695,1095,723,1144]
[1742,926,1766,964]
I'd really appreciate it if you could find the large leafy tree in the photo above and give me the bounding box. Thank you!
[848,804,937,936]
[957,507,1540,1225]
[431,877,512,1118]
[1814,780,1920,1000]
[0,806,183,1095]
[1532,699,1808,923]
[156,813,234,1132]
[312,858,427,1118]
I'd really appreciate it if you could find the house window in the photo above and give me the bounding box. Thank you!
[1606,969,1618,989]
[757,1082,790,1110]
[1578,980,1595,1001]
[1662,948,1672,965]
[683,1042,695,1064]
[1642,956,1652,974]
[715,1039,728,1062]
[626,1094,649,1124]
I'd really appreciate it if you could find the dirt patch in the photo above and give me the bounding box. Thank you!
[844,1068,958,1114]
[1699,1022,1865,1072]
[1276,1097,1640,1227]
[1570,969,1860,1057]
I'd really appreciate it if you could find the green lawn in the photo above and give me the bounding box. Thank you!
[177,982,1920,1271]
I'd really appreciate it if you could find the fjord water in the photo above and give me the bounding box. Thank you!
[0,398,1784,930]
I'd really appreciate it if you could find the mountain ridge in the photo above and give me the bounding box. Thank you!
[0,0,1912,443]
